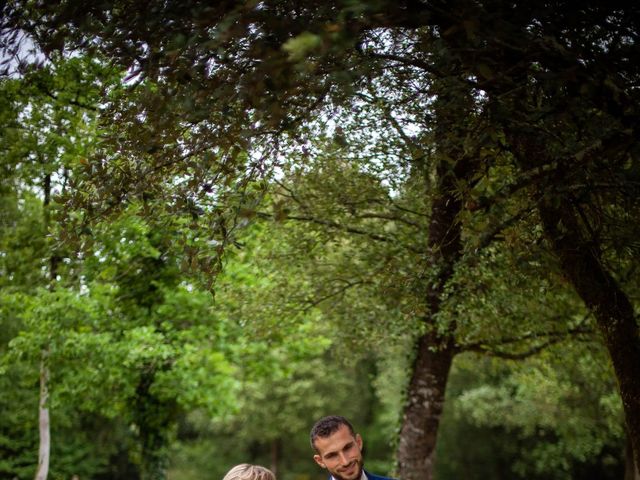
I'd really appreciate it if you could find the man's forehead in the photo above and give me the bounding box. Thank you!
[315,425,356,453]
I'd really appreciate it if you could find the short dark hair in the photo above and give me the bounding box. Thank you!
[310,415,356,451]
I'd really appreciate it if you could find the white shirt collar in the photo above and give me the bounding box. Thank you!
[331,472,367,480]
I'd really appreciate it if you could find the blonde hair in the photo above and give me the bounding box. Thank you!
[222,464,275,480]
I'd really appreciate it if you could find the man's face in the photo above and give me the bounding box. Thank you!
[313,424,364,480]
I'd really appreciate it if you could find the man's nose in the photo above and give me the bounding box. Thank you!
[339,452,350,465]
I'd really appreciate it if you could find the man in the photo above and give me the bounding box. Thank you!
[310,415,396,480]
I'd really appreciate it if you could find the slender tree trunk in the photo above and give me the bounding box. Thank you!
[35,173,56,480]
[35,173,52,480]
[270,438,281,478]
[34,351,50,480]
[136,366,176,480]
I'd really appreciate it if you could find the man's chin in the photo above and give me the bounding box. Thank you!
[333,464,362,480]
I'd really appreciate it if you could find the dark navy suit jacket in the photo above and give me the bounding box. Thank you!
[363,470,396,480]
[328,469,396,480]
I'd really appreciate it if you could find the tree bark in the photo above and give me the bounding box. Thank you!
[270,438,281,478]
[625,433,640,480]
[397,333,455,480]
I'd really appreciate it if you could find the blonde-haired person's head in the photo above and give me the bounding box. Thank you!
[222,464,275,480]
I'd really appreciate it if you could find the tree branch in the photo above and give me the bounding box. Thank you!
[472,205,535,254]
[354,211,421,228]
[458,320,596,359]
[255,210,422,254]
[301,278,370,311]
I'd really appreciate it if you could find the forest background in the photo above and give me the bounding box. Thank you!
[1,2,639,480]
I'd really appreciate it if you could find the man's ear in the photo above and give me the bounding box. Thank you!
[356,433,363,451]
[314,454,326,469]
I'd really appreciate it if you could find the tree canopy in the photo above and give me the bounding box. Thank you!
[1,1,639,479]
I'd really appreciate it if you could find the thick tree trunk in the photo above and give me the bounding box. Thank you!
[625,434,640,480]
[396,67,475,479]
[481,21,640,459]
[396,180,463,480]
[538,200,640,470]
[397,334,455,480]
[395,185,462,480]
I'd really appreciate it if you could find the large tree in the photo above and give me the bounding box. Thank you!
[424,3,640,471]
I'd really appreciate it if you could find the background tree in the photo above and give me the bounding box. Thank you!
[0,57,239,479]
[436,344,625,480]
[0,55,116,479]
